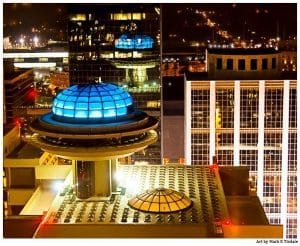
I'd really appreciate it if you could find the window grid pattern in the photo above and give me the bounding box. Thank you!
[190,81,298,239]
[263,175,281,214]
[288,133,297,172]
[191,89,210,128]
[287,175,297,214]
[240,132,258,146]
[265,88,283,128]
[264,149,282,172]
[240,89,259,128]
[286,217,297,239]
[191,133,209,165]
[289,88,297,128]
[216,149,234,166]
[216,132,234,146]
[240,150,258,172]
[269,217,281,224]
[216,88,234,128]
[52,83,133,119]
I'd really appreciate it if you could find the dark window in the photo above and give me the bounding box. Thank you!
[216,58,222,70]
[272,58,276,69]
[10,168,35,188]
[262,58,268,70]
[227,59,233,70]
[250,59,257,70]
[238,59,245,70]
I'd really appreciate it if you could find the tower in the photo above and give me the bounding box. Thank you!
[29,82,158,199]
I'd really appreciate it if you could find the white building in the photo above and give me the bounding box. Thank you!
[184,79,299,239]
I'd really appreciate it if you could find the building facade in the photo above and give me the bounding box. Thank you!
[4,68,35,124]
[185,79,299,238]
[68,4,161,164]
[207,48,281,80]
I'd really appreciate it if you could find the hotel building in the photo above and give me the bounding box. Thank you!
[184,49,298,238]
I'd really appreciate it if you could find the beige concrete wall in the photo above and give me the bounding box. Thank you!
[35,165,72,180]
[7,189,35,205]
[94,160,111,197]
[208,53,280,79]
[4,125,21,157]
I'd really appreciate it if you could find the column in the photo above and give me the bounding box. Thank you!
[257,80,265,200]
[75,160,95,199]
[110,158,118,192]
[234,80,240,166]
[209,80,216,164]
[94,160,112,197]
[297,79,300,237]
[281,80,290,238]
[184,78,192,165]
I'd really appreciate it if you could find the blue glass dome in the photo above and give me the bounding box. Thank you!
[115,34,154,49]
[52,83,134,123]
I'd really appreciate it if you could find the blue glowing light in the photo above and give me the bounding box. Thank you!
[52,83,134,121]
[115,34,154,49]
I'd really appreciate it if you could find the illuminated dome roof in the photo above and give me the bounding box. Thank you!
[29,82,158,160]
[115,34,154,49]
[128,188,192,213]
[52,83,134,123]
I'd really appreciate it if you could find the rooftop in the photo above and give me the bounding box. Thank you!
[7,141,43,159]
[207,48,280,55]
[4,70,31,81]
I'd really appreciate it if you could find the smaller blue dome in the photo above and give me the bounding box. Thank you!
[115,34,154,49]
[52,83,134,123]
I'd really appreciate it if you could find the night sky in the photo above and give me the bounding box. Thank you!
[4,3,297,39]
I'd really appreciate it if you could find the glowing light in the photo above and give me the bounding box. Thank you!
[14,62,57,68]
[115,34,154,49]
[14,118,22,126]
[126,178,139,196]
[209,164,218,171]
[222,219,231,226]
[52,181,64,192]
[28,89,38,99]
[52,83,134,121]
[4,52,68,59]
[33,36,39,44]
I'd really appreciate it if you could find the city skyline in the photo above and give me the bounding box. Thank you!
[2,2,298,241]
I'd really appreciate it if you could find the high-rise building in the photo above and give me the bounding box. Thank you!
[185,49,299,238]
[184,49,298,239]
[3,66,35,124]
[67,4,161,164]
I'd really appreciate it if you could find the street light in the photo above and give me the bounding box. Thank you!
[19,37,24,46]
[33,36,39,46]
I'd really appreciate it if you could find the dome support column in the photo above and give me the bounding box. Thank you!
[74,160,95,199]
